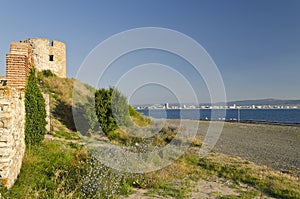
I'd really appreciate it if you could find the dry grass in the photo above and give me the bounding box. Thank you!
[198,152,300,198]
[32,72,300,198]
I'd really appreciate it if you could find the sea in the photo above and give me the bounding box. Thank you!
[136,109,300,124]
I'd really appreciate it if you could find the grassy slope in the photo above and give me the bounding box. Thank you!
[0,72,299,198]
[0,141,87,198]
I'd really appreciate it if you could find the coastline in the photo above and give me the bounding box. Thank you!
[137,108,300,124]
[218,119,300,127]
[164,119,300,177]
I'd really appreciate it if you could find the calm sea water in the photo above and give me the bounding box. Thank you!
[137,109,300,123]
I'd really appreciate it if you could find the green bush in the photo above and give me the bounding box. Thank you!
[25,68,47,146]
[95,88,131,135]
[40,69,56,77]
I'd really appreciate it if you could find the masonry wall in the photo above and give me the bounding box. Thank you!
[0,87,25,188]
[22,38,66,78]
[0,41,31,188]
[6,43,32,87]
[0,37,61,188]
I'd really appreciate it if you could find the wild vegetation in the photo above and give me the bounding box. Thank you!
[1,72,299,198]
[0,141,86,198]
[94,87,132,135]
[24,68,47,146]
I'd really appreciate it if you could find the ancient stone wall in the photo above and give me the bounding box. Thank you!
[0,40,32,188]
[0,37,63,188]
[0,87,25,188]
[21,38,66,78]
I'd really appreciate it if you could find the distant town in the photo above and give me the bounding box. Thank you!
[135,102,300,110]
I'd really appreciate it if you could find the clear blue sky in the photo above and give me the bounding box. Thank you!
[0,0,299,104]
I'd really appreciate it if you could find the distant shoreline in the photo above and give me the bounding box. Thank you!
[136,107,300,110]
[137,109,300,124]
[218,119,300,127]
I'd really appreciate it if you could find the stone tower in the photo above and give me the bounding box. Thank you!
[0,37,67,188]
[21,38,66,78]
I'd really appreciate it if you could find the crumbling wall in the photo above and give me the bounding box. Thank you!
[0,37,63,188]
[6,42,32,87]
[21,38,66,78]
[0,87,25,188]
[0,41,32,188]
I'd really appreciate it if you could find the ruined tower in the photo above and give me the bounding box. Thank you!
[6,42,33,87]
[21,38,66,78]
[0,37,66,188]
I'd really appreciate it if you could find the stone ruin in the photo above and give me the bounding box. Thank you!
[0,38,66,188]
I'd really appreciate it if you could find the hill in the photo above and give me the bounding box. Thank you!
[0,71,299,199]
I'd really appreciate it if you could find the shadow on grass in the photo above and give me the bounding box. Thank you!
[53,98,99,137]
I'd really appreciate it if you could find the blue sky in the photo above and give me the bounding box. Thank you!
[0,0,299,104]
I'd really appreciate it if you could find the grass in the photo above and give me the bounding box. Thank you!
[2,71,298,198]
[143,157,194,198]
[137,148,300,199]
[0,140,142,199]
[0,140,87,198]
[129,106,151,127]
[49,118,81,140]
[197,153,300,199]
[0,72,152,198]
[2,133,298,198]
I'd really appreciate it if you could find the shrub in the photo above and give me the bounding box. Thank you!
[94,88,131,135]
[81,150,144,198]
[25,68,47,146]
[40,69,56,77]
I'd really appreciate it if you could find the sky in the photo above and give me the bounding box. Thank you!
[0,0,299,104]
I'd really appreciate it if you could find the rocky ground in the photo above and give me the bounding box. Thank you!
[122,178,276,199]
[212,121,300,177]
[163,120,300,176]
[122,121,300,198]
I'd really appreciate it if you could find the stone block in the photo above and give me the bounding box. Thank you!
[0,147,12,157]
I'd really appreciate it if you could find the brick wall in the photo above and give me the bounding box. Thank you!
[6,43,32,87]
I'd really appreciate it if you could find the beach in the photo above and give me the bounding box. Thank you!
[199,121,300,176]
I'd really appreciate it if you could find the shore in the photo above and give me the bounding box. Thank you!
[168,120,300,177]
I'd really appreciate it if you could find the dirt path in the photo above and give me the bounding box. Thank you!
[121,178,276,199]
[190,179,239,199]
[121,179,239,199]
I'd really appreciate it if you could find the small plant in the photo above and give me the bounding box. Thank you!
[81,151,144,198]
[41,69,56,77]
